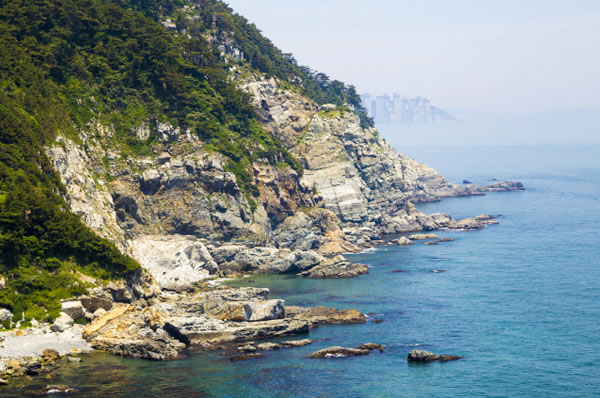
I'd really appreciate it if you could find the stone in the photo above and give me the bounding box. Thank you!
[130,236,220,291]
[479,181,525,192]
[374,319,384,324]
[0,309,11,322]
[408,234,439,240]
[237,344,256,352]
[424,241,438,245]
[257,342,281,350]
[407,349,462,362]
[41,349,60,362]
[281,339,313,347]
[79,297,113,314]
[230,353,264,361]
[0,378,7,385]
[356,343,384,352]
[308,346,370,358]
[50,313,74,333]
[435,238,455,243]
[66,356,81,363]
[285,306,366,325]
[296,256,368,279]
[61,301,86,320]
[396,236,414,246]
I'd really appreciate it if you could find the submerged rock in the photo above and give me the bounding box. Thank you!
[230,353,264,361]
[407,349,462,362]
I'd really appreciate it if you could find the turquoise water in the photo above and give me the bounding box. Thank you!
[5,146,600,397]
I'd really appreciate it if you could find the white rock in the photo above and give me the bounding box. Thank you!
[50,313,74,333]
[0,309,12,322]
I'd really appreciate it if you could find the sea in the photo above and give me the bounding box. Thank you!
[4,145,600,397]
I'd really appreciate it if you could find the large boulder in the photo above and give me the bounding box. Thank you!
[61,301,86,320]
[50,313,74,333]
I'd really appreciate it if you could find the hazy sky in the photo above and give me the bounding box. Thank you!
[224,0,600,113]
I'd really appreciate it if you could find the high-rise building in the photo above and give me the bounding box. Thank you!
[360,93,454,124]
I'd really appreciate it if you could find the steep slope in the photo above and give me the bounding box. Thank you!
[0,0,520,330]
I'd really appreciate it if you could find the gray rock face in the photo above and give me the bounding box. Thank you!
[130,235,220,291]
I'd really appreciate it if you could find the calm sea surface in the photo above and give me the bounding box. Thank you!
[4,145,600,397]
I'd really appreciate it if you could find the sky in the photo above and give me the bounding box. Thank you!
[223,0,600,113]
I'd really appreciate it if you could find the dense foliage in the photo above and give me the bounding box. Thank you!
[169,0,374,129]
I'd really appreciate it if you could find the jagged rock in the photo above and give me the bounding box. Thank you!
[50,313,74,333]
[408,234,439,240]
[396,236,414,246]
[83,305,186,360]
[230,353,264,361]
[407,349,462,362]
[308,346,370,358]
[285,306,366,325]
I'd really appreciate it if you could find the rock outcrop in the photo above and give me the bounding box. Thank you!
[407,349,462,362]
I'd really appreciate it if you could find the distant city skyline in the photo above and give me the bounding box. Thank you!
[224,0,600,113]
[360,93,455,124]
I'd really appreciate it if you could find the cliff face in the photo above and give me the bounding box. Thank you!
[46,71,484,289]
[241,77,478,238]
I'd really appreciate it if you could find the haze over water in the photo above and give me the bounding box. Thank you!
[6,142,600,397]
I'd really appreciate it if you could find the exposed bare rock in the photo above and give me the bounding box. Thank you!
[356,343,384,352]
[257,342,281,350]
[408,234,439,240]
[130,235,220,291]
[479,181,525,192]
[396,236,414,246]
[285,306,366,325]
[296,256,368,279]
[281,339,313,347]
[308,346,370,358]
[407,349,462,362]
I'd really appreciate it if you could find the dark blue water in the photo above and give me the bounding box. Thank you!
[6,146,600,397]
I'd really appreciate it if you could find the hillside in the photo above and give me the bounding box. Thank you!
[0,0,497,332]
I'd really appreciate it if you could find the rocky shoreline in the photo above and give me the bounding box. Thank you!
[0,208,512,386]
